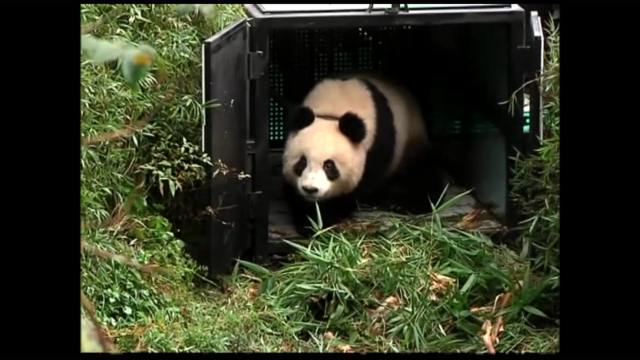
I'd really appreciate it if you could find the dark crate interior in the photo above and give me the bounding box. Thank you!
[266,23,516,239]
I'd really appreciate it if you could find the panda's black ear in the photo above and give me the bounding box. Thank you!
[339,112,366,144]
[288,106,315,132]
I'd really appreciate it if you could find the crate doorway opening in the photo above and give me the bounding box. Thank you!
[266,23,514,240]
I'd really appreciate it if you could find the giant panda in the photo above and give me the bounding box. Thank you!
[281,73,430,237]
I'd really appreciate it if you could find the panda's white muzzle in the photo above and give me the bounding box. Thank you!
[298,168,331,201]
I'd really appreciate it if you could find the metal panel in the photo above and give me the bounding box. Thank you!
[256,4,508,14]
[520,10,545,156]
[530,11,544,142]
[246,4,523,30]
[202,19,251,277]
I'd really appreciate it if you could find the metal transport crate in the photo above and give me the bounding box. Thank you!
[199,4,544,278]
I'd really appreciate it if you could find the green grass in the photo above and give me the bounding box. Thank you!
[81,4,559,353]
[237,209,559,353]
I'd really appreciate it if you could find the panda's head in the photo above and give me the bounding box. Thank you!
[282,106,367,202]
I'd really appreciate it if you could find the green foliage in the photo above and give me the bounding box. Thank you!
[238,197,559,352]
[81,217,202,328]
[80,4,245,226]
[511,21,560,273]
[80,3,247,353]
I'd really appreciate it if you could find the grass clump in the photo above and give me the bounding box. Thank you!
[239,202,558,353]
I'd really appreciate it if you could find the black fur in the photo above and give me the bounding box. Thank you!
[371,146,445,215]
[288,106,315,132]
[293,156,307,176]
[353,78,396,195]
[338,112,367,144]
[323,160,340,181]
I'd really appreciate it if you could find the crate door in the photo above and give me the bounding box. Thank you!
[202,19,251,277]
[524,11,545,153]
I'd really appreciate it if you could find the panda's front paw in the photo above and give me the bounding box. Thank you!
[294,221,316,238]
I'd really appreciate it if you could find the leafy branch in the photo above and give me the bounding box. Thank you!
[81,35,167,91]
[175,4,217,17]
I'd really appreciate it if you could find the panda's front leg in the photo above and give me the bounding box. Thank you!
[283,180,320,238]
[317,194,358,230]
[293,200,344,238]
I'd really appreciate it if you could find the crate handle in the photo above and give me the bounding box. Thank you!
[368,4,409,14]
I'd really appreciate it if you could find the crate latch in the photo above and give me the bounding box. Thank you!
[248,51,268,80]
[368,4,409,14]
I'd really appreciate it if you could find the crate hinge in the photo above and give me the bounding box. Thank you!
[248,51,268,80]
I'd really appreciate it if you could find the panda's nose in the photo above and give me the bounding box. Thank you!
[302,186,318,194]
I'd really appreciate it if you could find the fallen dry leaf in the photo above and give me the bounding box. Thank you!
[456,209,484,230]
[336,220,380,234]
[366,294,401,314]
[383,296,400,308]
[369,322,383,335]
[492,317,505,343]
[370,306,387,317]
[248,284,259,298]
[481,317,507,354]
[479,292,512,354]
[492,292,512,313]
[371,295,401,316]
[336,344,354,353]
[455,208,505,233]
[481,320,496,354]
[365,294,404,336]
[470,306,493,314]
[429,272,456,288]
[428,271,456,301]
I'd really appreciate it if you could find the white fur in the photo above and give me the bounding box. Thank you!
[298,167,332,201]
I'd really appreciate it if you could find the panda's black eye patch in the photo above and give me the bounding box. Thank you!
[293,155,307,176]
[323,159,340,181]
